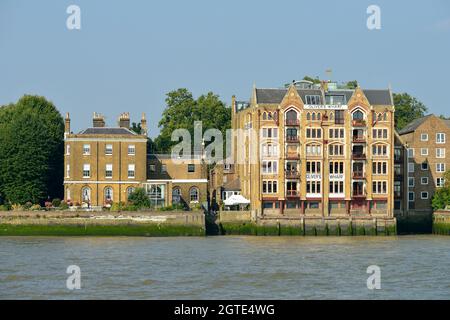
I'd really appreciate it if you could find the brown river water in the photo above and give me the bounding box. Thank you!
[0,235,449,299]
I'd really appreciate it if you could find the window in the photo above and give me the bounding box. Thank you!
[329,161,344,174]
[149,164,156,173]
[373,161,388,175]
[306,128,322,139]
[408,177,415,187]
[128,145,135,155]
[421,133,428,141]
[408,192,415,202]
[421,177,429,185]
[421,192,429,200]
[305,95,321,105]
[161,164,167,173]
[128,164,135,178]
[408,163,415,173]
[326,95,346,105]
[421,148,428,156]
[352,110,364,120]
[188,164,195,172]
[329,144,344,156]
[394,148,402,161]
[83,144,91,155]
[436,163,446,172]
[407,148,414,158]
[436,148,446,158]
[262,143,279,157]
[334,110,344,124]
[437,133,446,144]
[329,181,344,194]
[172,187,181,204]
[372,144,388,156]
[105,164,113,178]
[66,144,70,155]
[329,128,344,139]
[306,181,321,194]
[83,164,90,178]
[372,181,387,194]
[306,161,321,174]
[394,164,401,175]
[262,161,278,174]
[104,187,113,201]
[105,144,113,155]
[189,187,199,203]
[82,187,91,202]
[421,162,428,170]
[66,164,70,178]
[372,129,388,139]
[262,128,278,138]
[437,178,445,187]
[262,180,278,194]
[306,144,322,156]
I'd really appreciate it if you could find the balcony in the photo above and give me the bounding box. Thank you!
[352,119,366,127]
[285,119,299,126]
[352,192,366,199]
[286,135,299,143]
[286,190,299,197]
[352,172,365,179]
[352,135,366,143]
[351,153,366,160]
[285,153,300,160]
[285,170,300,179]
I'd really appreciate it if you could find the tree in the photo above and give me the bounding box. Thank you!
[345,80,358,89]
[127,188,151,209]
[130,122,142,134]
[393,93,428,130]
[0,95,64,204]
[154,88,231,153]
[431,170,450,210]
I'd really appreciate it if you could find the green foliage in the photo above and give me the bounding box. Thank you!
[30,204,42,211]
[23,201,33,210]
[52,198,61,208]
[393,93,428,130]
[0,205,9,211]
[59,201,69,210]
[158,204,186,211]
[130,122,142,134]
[345,80,358,89]
[0,95,64,204]
[127,188,151,209]
[302,76,321,84]
[432,186,450,211]
[154,89,231,153]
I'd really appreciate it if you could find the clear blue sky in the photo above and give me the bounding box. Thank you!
[1,0,449,137]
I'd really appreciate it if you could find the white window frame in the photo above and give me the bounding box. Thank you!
[105,164,113,179]
[408,192,415,202]
[437,178,445,187]
[83,144,91,155]
[128,144,136,156]
[436,163,446,173]
[421,177,428,185]
[421,162,428,171]
[66,144,71,155]
[408,163,415,173]
[105,144,113,155]
[436,133,446,144]
[128,164,135,178]
[66,164,70,178]
[83,164,90,178]
[421,192,429,200]
[421,148,428,156]
[436,148,445,158]
[408,177,415,187]
[421,133,428,141]
[407,148,414,158]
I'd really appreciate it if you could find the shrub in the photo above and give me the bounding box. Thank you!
[110,202,126,212]
[432,187,450,211]
[158,204,186,211]
[23,201,33,210]
[52,198,61,208]
[11,204,23,211]
[30,204,42,211]
[127,188,151,209]
[0,205,9,211]
[59,201,69,210]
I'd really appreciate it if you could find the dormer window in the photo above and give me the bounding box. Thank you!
[305,95,321,105]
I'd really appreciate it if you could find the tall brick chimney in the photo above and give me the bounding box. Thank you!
[141,112,147,136]
[65,112,71,133]
[93,112,105,127]
[118,112,130,129]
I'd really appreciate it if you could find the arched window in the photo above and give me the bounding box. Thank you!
[307,112,311,120]
[172,187,181,204]
[317,113,321,120]
[262,112,267,120]
[104,187,113,201]
[126,187,135,199]
[377,113,382,121]
[81,187,91,202]
[267,112,273,120]
[329,112,334,120]
[273,111,277,120]
[383,112,387,121]
[189,187,199,203]
[352,110,364,120]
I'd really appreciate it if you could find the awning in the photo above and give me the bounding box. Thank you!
[224,194,250,206]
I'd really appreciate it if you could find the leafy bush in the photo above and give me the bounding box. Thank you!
[0,205,9,211]
[30,204,42,211]
[52,198,61,208]
[23,201,33,210]
[432,187,450,211]
[11,204,23,211]
[110,202,126,212]
[127,188,150,209]
[59,201,69,210]
[158,204,186,211]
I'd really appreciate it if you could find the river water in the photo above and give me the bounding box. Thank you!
[0,235,449,299]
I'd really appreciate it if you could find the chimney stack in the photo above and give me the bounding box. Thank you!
[65,112,71,133]
[141,112,147,136]
[118,112,130,129]
[93,112,105,127]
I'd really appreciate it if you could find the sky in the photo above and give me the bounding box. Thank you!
[1,0,449,137]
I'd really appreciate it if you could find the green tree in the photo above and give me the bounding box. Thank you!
[432,188,450,211]
[0,95,64,204]
[393,93,428,130]
[130,122,142,134]
[154,88,231,153]
[345,80,358,89]
[127,188,151,209]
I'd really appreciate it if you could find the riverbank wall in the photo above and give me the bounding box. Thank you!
[214,211,397,236]
[433,211,450,235]
[0,211,205,236]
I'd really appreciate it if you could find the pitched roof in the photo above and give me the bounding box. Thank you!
[79,127,137,135]
[223,178,241,191]
[254,87,393,105]
[398,114,434,135]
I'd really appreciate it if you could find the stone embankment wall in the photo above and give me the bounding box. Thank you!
[216,211,397,236]
[0,211,205,236]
